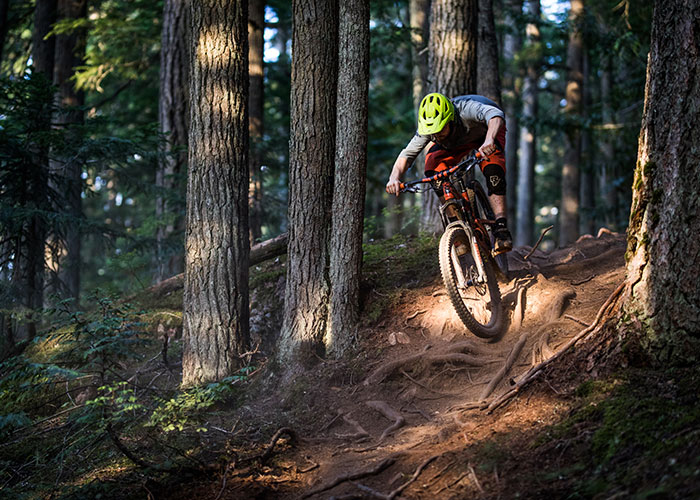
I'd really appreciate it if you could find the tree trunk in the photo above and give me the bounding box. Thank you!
[32,0,56,77]
[622,0,700,363]
[476,0,501,104]
[156,0,189,283]
[279,0,338,364]
[429,0,477,98]
[0,0,9,64]
[503,0,522,238]
[326,0,369,357]
[410,0,439,233]
[579,49,595,236]
[50,0,87,303]
[558,0,584,247]
[248,0,264,244]
[599,51,617,230]
[426,0,477,234]
[515,0,539,248]
[182,0,250,386]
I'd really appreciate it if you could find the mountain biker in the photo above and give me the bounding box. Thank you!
[385,92,513,253]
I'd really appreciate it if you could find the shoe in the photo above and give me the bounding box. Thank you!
[493,227,513,254]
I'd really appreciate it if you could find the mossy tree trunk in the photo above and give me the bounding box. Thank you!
[326,0,369,357]
[623,0,700,362]
[279,0,338,364]
[182,0,250,386]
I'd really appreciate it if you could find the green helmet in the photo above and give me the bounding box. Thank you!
[418,93,454,135]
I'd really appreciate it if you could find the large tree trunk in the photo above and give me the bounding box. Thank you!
[623,0,700,363]
[182,0,250,386]
[515,0,539,248]
[326,0,369,357]
[50,0,87,303]
[558,0,584,247]
[155,0,189,283]
[476,0,501,104]
[502,0,522,238]
[248,0,264,244]
[429,0,477,98]
[279,0,338,364]
[426,0,477,234]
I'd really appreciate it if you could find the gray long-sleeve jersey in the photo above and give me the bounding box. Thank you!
[398,95,505,167]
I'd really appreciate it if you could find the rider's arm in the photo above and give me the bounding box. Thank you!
[479,116,505,157]
[386,134,431,196]
[386,156,411,196]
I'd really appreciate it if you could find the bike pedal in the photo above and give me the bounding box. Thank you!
[492,247,511,257]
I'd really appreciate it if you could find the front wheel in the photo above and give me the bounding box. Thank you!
[439,224,505,339]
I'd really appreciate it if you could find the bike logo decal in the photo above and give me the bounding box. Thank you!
[489,176,501,186]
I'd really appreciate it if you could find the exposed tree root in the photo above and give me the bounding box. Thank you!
[479,331,528,401]
[336,410,369,441]
[564,314,590,327]
[300,457,396,498]
[365,342,493,385]
[352,454,442,499]
[546,289,576,323]
[366,401,405,442]
[485,281,625,413]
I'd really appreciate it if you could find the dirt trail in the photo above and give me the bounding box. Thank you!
[172,230,628,499]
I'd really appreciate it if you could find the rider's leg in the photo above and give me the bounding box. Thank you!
[481,151,512,252]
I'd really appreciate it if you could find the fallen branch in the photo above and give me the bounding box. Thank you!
[301,457,395,498]
[486,282,625,413]
[523,225,553,261]
[366,401,405,442]
[258,427,297,464]
[564,314,590,327]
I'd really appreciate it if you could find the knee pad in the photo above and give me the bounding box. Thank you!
[482,163,506,196]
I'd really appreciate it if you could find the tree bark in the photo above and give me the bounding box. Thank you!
[515,0,539,248]
[0,0,9,65]
[623,0,700,363]
[182,0,250,386]
[326,0,369,357]
[579,49,595,236]
[425,0,477,234]
[156,0,189,283]
[248,0,264,244]
[599,51,617,230]
[476,0,502,104]
[32,0,56,77]
[558,0,584,247]
[279,0,338,364]
[410,0,439,234]
[503,0,522,238]
[429,0,477,98]
[50,0,87,303]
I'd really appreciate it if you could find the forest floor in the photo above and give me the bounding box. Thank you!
[4,230,699,499]
[149,230,699,499]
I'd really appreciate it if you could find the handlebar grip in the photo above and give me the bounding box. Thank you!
[399,182,406,191]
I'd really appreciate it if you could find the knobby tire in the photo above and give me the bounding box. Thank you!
[439,224,504,339]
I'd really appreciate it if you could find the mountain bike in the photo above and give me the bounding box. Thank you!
[400,151,508,339]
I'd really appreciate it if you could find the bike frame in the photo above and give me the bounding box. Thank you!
[400,152,495,285]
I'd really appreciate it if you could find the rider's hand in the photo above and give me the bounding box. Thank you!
[385,178,402,196]
[479,139,498,158]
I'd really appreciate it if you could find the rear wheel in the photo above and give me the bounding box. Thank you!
[468,182,509,280]
[439,224,504,339]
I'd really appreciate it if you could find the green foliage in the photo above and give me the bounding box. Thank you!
[148,370,251,433]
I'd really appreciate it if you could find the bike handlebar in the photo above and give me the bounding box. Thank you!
[399,151,483,192]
